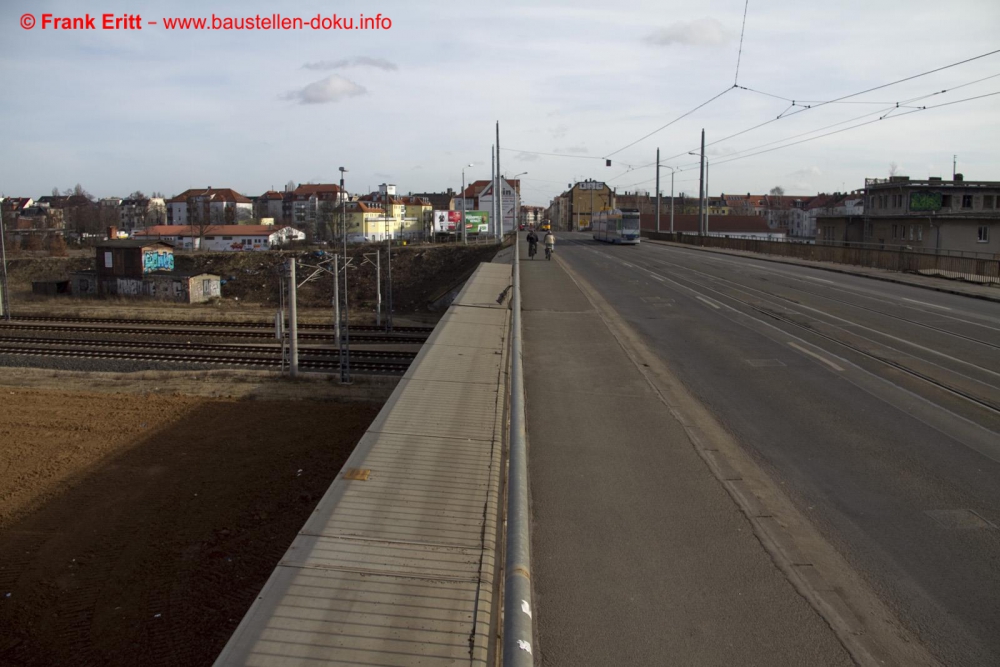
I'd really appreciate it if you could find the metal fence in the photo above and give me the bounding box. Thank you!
[643,232,1000,285]
[503,236,535,666]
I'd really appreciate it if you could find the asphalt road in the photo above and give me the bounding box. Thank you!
[535,233,1000,666]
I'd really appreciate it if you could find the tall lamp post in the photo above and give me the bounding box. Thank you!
[655,160,677,234]
[461,163,473,244]
[511,172,527,232]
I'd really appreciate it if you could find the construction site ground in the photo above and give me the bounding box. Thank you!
[0,387,380,667]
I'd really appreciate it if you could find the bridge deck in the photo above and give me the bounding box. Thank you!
[213,262,511,667]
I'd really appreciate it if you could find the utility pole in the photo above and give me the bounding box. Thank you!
[0,203,10,320]
[670,168,675,234]
[461,163,473,245]
[489,145,495,243]
[705,160,710,235]
[339,166,351,383]
[953,155,957,180]
[656,148,661,233]
[698,129,706,235]
[386,212,394,332]
[496,121,503,244]
[333,253,340,346]
[362,251,382,326]
[287,258,299,378]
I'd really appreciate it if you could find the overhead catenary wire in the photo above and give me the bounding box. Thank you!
[734,0,751,85]
[707,89,1000,167]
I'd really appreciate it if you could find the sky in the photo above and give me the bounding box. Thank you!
[1,0,998,206]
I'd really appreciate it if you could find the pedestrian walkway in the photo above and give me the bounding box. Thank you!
[213,262,511,667]
[520,250,853,666]
[645,238,1000,302]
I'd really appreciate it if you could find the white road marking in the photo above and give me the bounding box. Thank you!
[696,296,721,309]
[902,298,952,311]
[788,342,845,372]
[803,276,834,284]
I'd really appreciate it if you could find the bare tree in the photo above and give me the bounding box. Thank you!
[51,186,60,197]
[769,186,785,197]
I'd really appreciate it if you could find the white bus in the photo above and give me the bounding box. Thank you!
[592,208,641,245]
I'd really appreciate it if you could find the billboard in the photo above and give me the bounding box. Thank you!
[910,191,942,212]
[433,210,463,233]
[433,210,489,233]
[464,211,490,234]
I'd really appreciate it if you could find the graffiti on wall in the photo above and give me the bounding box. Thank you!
[116,278,144,296]
[143,250,175,273]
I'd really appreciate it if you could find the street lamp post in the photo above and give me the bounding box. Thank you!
[461,163,473,245]
[656,161,677,234]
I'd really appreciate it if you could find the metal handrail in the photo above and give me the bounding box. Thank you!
[503,234,534,665]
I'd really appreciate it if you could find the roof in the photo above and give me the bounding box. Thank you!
[462,180,492,198]
[348,202,385,213]
[167,188,253,204]
[134,225,291,237]
[292,183,342,199]
[95,239,175,249]
[260,190,286,200]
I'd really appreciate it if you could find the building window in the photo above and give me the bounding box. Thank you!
[864,220,873,239]
[222,236,233,240]
[909,225,914,241]
[985,195,996,209]
[893,194,903,208]
[978,226,990,243]
[941,194,952,208]
[822,226,835,241]
[962,195,973,209]
[917,226,923,241]
[205,236,215,240]
[891,224,899,240]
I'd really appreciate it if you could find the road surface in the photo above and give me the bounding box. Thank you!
[524,233,1000,666]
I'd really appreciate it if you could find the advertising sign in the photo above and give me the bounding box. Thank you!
[464,210,490,234]
[433,210,464,233]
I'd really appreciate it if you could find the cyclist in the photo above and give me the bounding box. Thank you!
[543,230,556,260]
[526,229,539,259]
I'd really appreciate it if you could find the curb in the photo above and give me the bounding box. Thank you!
[642,238,1000,304]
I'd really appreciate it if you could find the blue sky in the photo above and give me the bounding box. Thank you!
[1,0,998,205]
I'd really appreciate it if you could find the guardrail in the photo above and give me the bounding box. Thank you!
[644,231,1000,285]
[503,235,535,665]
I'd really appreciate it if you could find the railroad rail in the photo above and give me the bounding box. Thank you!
[0,344,410,374]
[0,337,416,361]
[7,315,434,334]
[0,323,427,344]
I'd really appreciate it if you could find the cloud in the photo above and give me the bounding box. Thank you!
[516,152,541,162]
[644,18,732,47]
[787,166,823,179]
[549,124,569,140]
[554,145,589,154]
[374,172,392,178]
[283,75,366,105]
[303,57,398,71]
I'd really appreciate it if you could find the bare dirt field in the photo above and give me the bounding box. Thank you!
[0,387,380,667]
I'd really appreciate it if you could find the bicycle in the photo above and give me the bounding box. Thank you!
[528,242,537,260]
[545,246,553,260]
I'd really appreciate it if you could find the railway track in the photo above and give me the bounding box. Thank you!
[0,337,417,361]
[0,344,411,374]
[0,323,428,344]
[6,315,434,334]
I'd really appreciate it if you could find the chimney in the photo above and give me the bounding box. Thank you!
[955,173,964,182]
[107,226,118,240]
